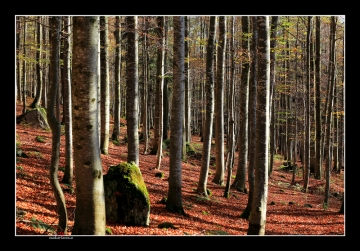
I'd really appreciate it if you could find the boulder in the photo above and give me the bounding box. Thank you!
[16,108,49,130]
[104,162,150,226]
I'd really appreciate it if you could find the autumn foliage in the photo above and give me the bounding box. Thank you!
[15,102,344,236]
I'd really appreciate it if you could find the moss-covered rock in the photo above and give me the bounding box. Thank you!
[16,108,49,130]
[104,162,150,226]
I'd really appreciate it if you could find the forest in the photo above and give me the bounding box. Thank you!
[15,16,345,236]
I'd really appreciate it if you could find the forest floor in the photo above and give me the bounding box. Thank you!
[15,101,345,236]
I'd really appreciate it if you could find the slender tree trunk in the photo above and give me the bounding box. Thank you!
[233,16,249,192]
[48,16,68,234]
[185,16,191,143]
[126,16,140,167]
[314,16,322,179]
[196,16,216,197]
[30,16,42,108]
[303,16,312,193]
[212,16,226,185]
[62,16,74,185]
[242,16,258,220]
[100,16,110,155]
[324,16,337,207]
[111,16,122,142]
[142,17,149,153]
[268,16,278,176]
[16,16,22,103]
[22,19,27,114]
[224,16,236,198]
[155,16,165,170]
[166,16,185,215]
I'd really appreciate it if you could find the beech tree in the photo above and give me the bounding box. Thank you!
[47,16,68,234]
[72,16,106,235]
[166,16,185,215]
[125,16,140,167]
[111,16,122,142]
[100,16,110,155]
[61,16,73,185]
[248,16,270,235]
[232,16,250,192]
[212,16,226,185]
[196,16,216,197]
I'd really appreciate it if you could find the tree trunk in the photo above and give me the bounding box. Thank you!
[100,16,110,155]
[212,16,226,185]
[324,16,337,207]
[72,16,106,235]
[22,19,27,114]
[248,16,270,235]
[241,16,258,219]
[303,16,312,193]
[166,16,185,215]
[48,16,68,234]
[111,16,122,142]
[125,16,140,167]
[155,16,165,170]
[233,16,250,192]
[196,16,216,197]
[61,16,74,185]
[30,16,42,108]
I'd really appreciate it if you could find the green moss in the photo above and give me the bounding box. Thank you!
[109,162,150,204]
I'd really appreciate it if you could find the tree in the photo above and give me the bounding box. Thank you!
[47,16,68,234]
[111,16,122,142]
[155,16,165,170]
[72,16,106,235]
[232,16,250,192]
[248,16,270,235]
[100,16,110,155]
[166,16,185,215]
[324,16,337,207]
[16,16,21,103]
[22,18,27,114]
[126,16,140,167]
[196,16,216,197]
[212,16,226,185]
[61,16,74,185]
[224,16,236,198]
[303,16,312,192]
[241,16,258,219]
[30,16,42,109]
[314,16,322,180]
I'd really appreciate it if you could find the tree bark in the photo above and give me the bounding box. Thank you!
[166,16,185,215]
[100,16,110,155]
[72,16,106,235]
[248,16,270,235]
[196,16,216,196]
[212,16,226,185]
[125,16,140,167]
[48,16,68,234]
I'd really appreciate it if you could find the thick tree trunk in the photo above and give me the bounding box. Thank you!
[72,16,106,235]
[166,16,185,215]
[248,16,270,235]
